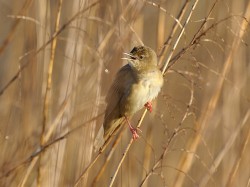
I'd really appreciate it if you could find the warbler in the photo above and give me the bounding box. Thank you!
[95,45,163,150]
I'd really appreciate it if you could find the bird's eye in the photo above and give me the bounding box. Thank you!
[139,55,145,60]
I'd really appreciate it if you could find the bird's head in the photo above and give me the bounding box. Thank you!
[123,45,158,72]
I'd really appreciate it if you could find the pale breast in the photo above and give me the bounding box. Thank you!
[125,69,163,115]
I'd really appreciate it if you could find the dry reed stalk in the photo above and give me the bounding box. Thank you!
[226,114,250,187]
[91,128,125,186]
[139,82,195,186]
[74,125,123,187]
[161,0,200,74]
[0,0,32,55]
[0,112,104,181]
[121,17,144,46]
[19,156,39,187]
[173,1,250,186]
[1,1,101,185]
[37,1,63,186]
[0,0,101,96]
[157,0,189,65]
[200,110,250,186]
[140,118,154,187]
[40,0,62,146]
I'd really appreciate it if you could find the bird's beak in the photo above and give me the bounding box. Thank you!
[123,53,137,60]
[122,53,139,68]
[121,57,131,61]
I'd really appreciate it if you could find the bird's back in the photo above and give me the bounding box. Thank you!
[103,64,136,140]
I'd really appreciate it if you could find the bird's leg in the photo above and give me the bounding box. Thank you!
[144,101,153,113]
[124,116,140,140]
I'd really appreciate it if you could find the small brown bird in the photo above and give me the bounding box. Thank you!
[95,45,163,149]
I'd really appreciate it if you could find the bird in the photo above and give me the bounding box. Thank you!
[94,45,163,150]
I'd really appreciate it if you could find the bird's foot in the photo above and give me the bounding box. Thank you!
[125,116,141,140]
[144,101,153,112]
[129,126,140,140]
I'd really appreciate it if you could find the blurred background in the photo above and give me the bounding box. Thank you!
[0,0,250,186]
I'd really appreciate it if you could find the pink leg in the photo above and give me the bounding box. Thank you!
[124,116,140,140]
[144,101,153,113]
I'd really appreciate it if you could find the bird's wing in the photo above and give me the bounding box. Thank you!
[103,64,136,138]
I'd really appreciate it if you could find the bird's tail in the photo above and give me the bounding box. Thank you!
[94,126,105,152]
[94,118,124,152]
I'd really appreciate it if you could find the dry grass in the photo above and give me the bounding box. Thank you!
[0,0,250,187]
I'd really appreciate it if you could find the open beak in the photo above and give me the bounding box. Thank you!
[121,53,140,68]
[121,57,131,61]
[123,53,137,60]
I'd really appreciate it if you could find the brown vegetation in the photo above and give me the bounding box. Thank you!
[0,0,250,186]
